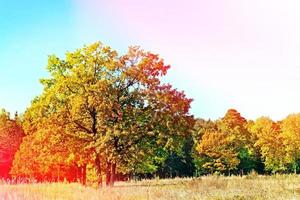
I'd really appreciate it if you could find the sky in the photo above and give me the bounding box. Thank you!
[1,0,300,120]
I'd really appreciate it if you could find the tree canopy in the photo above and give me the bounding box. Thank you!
[11,42,194,186]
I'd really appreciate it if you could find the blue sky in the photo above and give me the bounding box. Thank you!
[0,1,72,114]
[0,0,122,115]
[1,0,300,120]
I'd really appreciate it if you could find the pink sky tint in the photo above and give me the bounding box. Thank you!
[73,0,300,120]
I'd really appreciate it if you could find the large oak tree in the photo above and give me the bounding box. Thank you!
[14,42,194,186]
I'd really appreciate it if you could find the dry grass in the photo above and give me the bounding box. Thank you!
[1,175,300,200]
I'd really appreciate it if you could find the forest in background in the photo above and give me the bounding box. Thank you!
[1,42,300,187]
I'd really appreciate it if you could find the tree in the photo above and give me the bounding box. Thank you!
[219,109,260,174]
[194,109,260,175]
[17,42,194,186]
[196,131,239,174]
[0,109,24,179]
[192,118,218,175]
[280,114,300,173]
[249,117,286,173]
[11,118,89,183]
[218,109,249,147]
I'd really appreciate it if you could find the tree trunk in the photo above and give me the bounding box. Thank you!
[105,162,111,187]
[76,166,80,183]
[110,163,116,187]
[95,155,103,187]
[57,165,60,182]
[81,164,87,186]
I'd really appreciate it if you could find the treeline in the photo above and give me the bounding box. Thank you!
[193,109,299,175]
[1,42,300,187]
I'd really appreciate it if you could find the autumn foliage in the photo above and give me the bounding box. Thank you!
[8,42,194,186]
[0,110,24,179]
[193,110,300,175]
[2,42,300,186]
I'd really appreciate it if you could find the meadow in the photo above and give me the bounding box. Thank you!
[1,175,300,200]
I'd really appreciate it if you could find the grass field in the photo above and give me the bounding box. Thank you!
[1,175,300,200]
